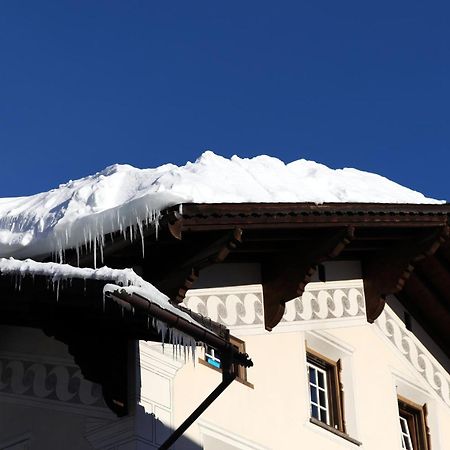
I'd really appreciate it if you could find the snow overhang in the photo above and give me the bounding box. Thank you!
[54,202,450,358]
[0,258,252,416]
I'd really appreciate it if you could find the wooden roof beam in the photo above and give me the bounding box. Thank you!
[153,228,243,303]
[400,276,450,358]
[262,227,355,331]
[363,226,449,323]
[414,257,450,306]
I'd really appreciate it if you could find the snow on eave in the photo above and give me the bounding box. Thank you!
[0,257,205,358]
[0,257,207,327]
[0,152,445,264]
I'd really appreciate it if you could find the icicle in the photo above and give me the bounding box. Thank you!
[93,237,97,269]
[76,246,80,267]
[129,223,134,242]
[137,220,145,258]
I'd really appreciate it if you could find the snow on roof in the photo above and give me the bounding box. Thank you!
[0,257,200,325]
[0,257,202,355]
[0,151,444,260]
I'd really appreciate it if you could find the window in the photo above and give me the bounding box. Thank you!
[204,346,221,369]
[306,350,345,433]
[398,397,430,450]
[200,336,252,387]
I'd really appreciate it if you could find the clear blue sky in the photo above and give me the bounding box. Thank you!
[1,1,449,200]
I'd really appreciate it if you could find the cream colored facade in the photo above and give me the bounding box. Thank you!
[169,279,450,450]
[0,268,449,449]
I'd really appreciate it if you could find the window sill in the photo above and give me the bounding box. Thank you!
[198,358,254,389]
[309,418,362,446]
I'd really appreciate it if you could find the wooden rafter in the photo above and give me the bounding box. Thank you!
[363,226,449,322]
[262,227,355,331]
[153,228,243,302]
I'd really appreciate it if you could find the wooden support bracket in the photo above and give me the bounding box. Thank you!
[155,228,243,302]
[363,226,449,323]
[262,227,354,331]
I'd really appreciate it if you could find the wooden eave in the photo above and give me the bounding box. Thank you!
[48,202,450,357]
[0,272,231,416]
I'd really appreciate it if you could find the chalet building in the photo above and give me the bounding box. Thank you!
[1,202,449,450]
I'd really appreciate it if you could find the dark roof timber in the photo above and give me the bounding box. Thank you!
[158,203,450,354]
[0,272,240,416]
[54,202,450,356]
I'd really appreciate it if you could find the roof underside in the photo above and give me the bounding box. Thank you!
[18,202,449,359]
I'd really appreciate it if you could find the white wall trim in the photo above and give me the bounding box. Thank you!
[198,419,270,450]
[375,305,450,407]
[0,351,111,418]
[184,280,367,336]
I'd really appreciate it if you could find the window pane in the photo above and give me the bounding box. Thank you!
[310,387,318,404]
[307,357,335,429]
[319,389,326,407]
[311,404,319,419]
[309,366,316,384]
[400,417,407,433]
[320,408,328,423]
[317,371,325,388]
[206,357,221,368]
[399,416,413,450]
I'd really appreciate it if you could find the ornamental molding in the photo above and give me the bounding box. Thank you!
[184,280,366,334]
[198,419,270,450]
[84,409,155,450]
[375,305,450,407]
[184,284,264,333]
[0,351,111,418]
[278,279,366,332]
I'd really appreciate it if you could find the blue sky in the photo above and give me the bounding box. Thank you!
[1,1,449,200]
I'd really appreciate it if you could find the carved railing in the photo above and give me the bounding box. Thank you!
[280,279,366,328]
[183,280,367,332]
[0,354,107,413]
[375,306,450,407]
[183,285,264,332]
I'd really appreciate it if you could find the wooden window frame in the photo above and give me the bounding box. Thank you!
[306,348,346,433]
[398,396,430,450]
[199,335,253,388]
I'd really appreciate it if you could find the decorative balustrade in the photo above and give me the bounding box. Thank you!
[375,306,450,407]
[0,354,107,413]
[280,279,366,328]
[184,281,449,406]
[183,279,367,333]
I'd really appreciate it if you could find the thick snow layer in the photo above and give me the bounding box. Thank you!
[0,257,200,325]
[0,257,201,356]
[0,151,444,260]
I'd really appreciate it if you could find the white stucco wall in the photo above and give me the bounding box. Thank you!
[170,321,450,450]
[1,276,449,450]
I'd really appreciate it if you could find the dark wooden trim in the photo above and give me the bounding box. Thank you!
[309,418,362,446]
[164,202,450,233]
[398,396,430,450]
[306,349,346,434]
[154,228,242,302]
[363,226,449,322]
[263,227,354,330]
[198,335,254,389]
